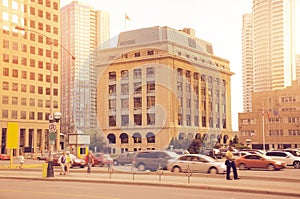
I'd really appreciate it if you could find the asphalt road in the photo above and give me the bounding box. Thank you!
[1,179,299,199]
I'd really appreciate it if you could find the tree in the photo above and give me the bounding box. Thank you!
[187,133,203,154]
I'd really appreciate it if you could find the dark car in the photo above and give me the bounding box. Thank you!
[202,148,222,159]
[113,152,135,166]
[133,150,178,171]
[52,153,85,168]
[36,153,49,161]
[282,148,300,157]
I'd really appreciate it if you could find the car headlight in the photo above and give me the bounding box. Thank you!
[275,161,282,165]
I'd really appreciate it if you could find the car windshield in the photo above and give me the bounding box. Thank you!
[166,151,179,159]
[202,155,216,162]
[104,154,112,160]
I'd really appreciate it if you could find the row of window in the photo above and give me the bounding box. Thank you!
[3,0,58,10]
[2,82,59,95]
[2,109,51,120]
[2,68,58,82]
[107,132,156,144]
[2,96,58,108]
[2,46,58,60]
[108,114,155,127]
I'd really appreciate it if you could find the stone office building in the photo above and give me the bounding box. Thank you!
[95,26,234,154]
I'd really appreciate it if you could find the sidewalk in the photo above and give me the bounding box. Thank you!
[0,168,299,197]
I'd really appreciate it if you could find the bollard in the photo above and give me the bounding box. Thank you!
[157,166,164,182]
[185,165,192,183]
[42,163,48,178]
[131,166,137,180]
[108,166,113,179]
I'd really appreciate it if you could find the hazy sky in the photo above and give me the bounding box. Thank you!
[61,0,300,131]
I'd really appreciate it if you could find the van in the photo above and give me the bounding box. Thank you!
[133,150,178,171]
[265,151,300,169]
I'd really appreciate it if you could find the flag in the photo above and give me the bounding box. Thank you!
[125,14,131,21]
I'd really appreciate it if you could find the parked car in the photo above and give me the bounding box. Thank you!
[232,151,251,158]
[0,154,10,160]
[265,151,300,169]
[93,153,113,167]
[113,152,135,166]
[52,153,86,168]
[133,150,178,171]
[167,154,226,174]
[202,148,222,159]
[282,148,300,157]
[169,149,190,155]
[37,153,49,161]
[235,154,285,171]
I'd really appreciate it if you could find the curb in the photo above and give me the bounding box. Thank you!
[0,175,299,198]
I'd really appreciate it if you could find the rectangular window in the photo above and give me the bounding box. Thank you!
[121,70,128,79]
[2,96,9,104]
[121,115,129,126]
[29,112,35,120]
[12,83,18,91]
[121,84,129,95]
[21,44,27,52]
[2,110,8,118]
[12,110,18,119]
[21,97,26,105]
[3,54,9,62]
[134,97,142,109]
[21,57,27,66]
[12,97,18,105]
[12,56,18,64]
[30,85,35,93]
[109,99,116,109]
[21,111,26,119]
[38,86,43,94]
[21,84,27,92]
[30,72,35,80]
[12,42,18,50]
[38,99,43,107]
[147,96,155,108]
[147,113,155,125]
[30,59,35,67]
[12,69,18,78]
[38,73,43,81]
[121,98,129,109]
[134,114,142,125]
[37,112,43,120]
[3,82,9,90]
[30,98,35,106]
[3,68,9,76]
[109,116,116,126]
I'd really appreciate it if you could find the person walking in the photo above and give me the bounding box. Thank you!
[19,153,25,169]
[58,152,67,175]
[65,152,73,175]
[85,151,94,173]
[225,146,239,180]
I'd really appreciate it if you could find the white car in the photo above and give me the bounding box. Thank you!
[265,151,300,169]
[167,154,226,174]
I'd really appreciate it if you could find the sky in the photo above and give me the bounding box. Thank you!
[61,0,300,131]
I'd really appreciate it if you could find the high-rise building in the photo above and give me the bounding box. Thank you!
[60,1,110,136]
[242,13,253,112]
[296,54,300,81]
[0,0,61,155]
[242,0,296,111]
[95,26,233,154]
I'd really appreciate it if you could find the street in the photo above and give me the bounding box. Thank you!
[0,179,299,199]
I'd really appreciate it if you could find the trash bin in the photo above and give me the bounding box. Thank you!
[42,163,48,178]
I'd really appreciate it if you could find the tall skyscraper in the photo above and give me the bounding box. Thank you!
[61,1,110,136]
[242,0,296,112]
[242,13,253,112]
[0,0,61,154]
[296,54,300,81]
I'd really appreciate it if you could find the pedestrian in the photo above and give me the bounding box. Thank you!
[19,153,25,169]
[85,151,94,173]
[58,152,67,175]
[65,151,73,175]
[225,146,239,180]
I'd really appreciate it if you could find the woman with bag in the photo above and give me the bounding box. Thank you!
[85,151,94,173]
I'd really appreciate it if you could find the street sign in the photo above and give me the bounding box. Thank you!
[48,123,56,132]
[49,132,56,141]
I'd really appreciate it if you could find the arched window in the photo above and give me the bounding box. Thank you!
[132,132,142,143]
[120,133,128,144]
[107,133,116,144]
[146,132,155,143]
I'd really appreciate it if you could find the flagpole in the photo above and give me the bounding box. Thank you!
[262,111,265,152]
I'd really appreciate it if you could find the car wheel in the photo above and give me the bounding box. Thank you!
[113,160,118,166]
[172,166,181,173]
[267,164,275,171]
[137,163,146,171]
[238,163,247,170]
[209,167,218,174]
[293,161,300,169]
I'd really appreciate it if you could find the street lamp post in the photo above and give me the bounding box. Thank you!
[15,26,75,177]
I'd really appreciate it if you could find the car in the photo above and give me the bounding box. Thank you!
[169,149,190,155]
[93,153,113,167]
[282,148,300,157]
[0,154,10,160]
[265,151,300,169]
[167,154,226,174]
[36,153,49,161]
[232,151,251,158]
[52,153,86,168]
[113,152,135,166]
[133,150,178,171]
[202,148,222,159]
[235,154,286,171]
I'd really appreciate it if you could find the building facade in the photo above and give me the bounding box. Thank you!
[95,26,234,154]
[60,1,110,136]
[242,0,296,112]
[0,0,61,155]
[238,80,300,150]
[297,54,300,81]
